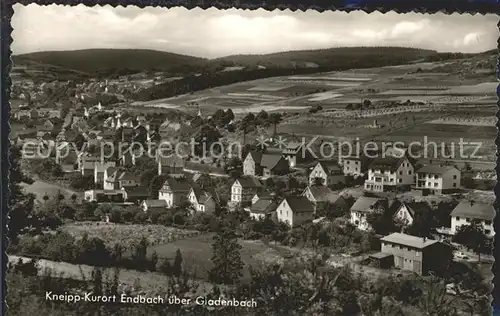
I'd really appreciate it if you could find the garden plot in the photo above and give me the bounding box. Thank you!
[247,84,294,92]
[308,91,343,101]
[433,96,490,104]
[427,117,496,127]
[445,82,497,95]
[379,89,450,96]
[60,222,200,251]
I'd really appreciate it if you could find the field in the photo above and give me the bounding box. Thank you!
[21,180,83,204]
[147,233,295,280]
[60,222,201,251]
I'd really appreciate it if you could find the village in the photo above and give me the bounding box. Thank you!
[11,86,495,283]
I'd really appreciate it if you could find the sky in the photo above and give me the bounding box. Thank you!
[12,4,499,58]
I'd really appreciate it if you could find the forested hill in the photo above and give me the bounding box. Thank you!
[14,47,439,78]
[13,49,209,77]
[214,46,439,69]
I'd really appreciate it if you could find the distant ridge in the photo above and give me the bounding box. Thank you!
[13,49,208,75]
[12,47,494,78]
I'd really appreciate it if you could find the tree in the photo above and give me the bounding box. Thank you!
[453,219,489,262]
[132,236,149,270]
[224,157,243,178]
[70,193,78,204]
[159,259,172,276]
[240,113,256,145]
[268,112,283,139]
[8,146,36,243]
[150,251,159,271]
[173,249,183,277]
[209,229,244,285]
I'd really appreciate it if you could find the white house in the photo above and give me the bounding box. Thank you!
[309,160,345,187]
[393,202,432,228]
[301,185,348,214]
[349,196,387,231]
[415,165,461,194]
[450,200,495,237]
[276,196,315,228]
[364,157,414,192]
[187,186,218,214]
[245,198,278,221]
[230,177,262,205]
[158,177,193,208]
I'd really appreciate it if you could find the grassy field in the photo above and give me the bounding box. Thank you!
[147,233,294,281]
[60,222,201,251]
[21,180,83,204]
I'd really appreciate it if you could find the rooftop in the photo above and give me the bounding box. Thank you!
[381,233,439,249]
[450,200,495,221]
[417,165,458,175]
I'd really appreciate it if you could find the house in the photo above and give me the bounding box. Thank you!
[243,151,289,177]
[158,176,193,208]
[364,157,414,193]
[158,156,185,175]
[77,153,101,172]
[246,198,278,220]
[302,185,348,214]
[450,200,495,237]
[343,154,372,177]
[282,142,314,168]
[276,196,315,227]
[252,191,272,205]
[103,167,117,190]
[230,177,262,205]
[415,165,461,194]
[118,172,140,188]
[104,170,139,190]
[393,202,432,228]
[309,160,345,187]
[84,189,124,203]
[379,233,452,275]
[81,161,97,176]
[187,187,219,214]
[141,199,168,212]
[38,119,55,132]
[349,196,387,231]
[121,186,150,203]
[94,161,116,184]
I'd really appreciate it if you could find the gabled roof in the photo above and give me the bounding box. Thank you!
[160,177,193,193]
[417,165,458,175]
[122,186,150,197]
[450,201,495,221]
[106,167,117,176]
[235,176,262,189]
[246,151,263,163]
[350,196,385,213]
[158,155,185,168]
[381,233,439,249]
[316,160,343,175]
[82,161,96,170]
[142,199,168,208]
[401,202,432,217]
[251,198,278,214]
[260,154,285,170]
[118,172,139,181]
[304,185,342,203]
[369,157,407,172]
[282,196,315,213]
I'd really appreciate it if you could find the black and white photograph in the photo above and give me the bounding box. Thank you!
[7,5,497,316]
